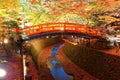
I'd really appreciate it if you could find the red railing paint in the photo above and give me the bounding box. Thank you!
[15,23,103,37]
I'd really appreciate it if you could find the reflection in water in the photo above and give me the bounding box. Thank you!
[51,44,63,56]
[51,60,70,80]
[48,44,73,80]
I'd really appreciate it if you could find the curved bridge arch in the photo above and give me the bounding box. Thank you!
[16,22,104,41]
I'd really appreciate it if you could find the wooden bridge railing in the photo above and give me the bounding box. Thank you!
[15,23,103,37]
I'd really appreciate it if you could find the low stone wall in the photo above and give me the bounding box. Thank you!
[63,43,120,80]
[29,37,62,79]
[30,37,62,64]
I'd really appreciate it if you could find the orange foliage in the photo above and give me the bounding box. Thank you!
[30,0,40,4]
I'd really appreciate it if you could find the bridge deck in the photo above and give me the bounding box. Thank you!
[15,23,105,40]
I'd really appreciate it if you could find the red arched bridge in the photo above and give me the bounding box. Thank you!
[15,22,105,40]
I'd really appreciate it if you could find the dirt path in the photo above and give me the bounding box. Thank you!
[6,55,23,80]
[100,48,120,56]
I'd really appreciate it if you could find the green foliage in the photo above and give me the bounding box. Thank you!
[2,20,19,28]
[1,20,19,38]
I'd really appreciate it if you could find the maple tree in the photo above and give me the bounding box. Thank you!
[0,0,120,26]
[0,0,21,18]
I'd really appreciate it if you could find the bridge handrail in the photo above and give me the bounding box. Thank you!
[15,22,102,37]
